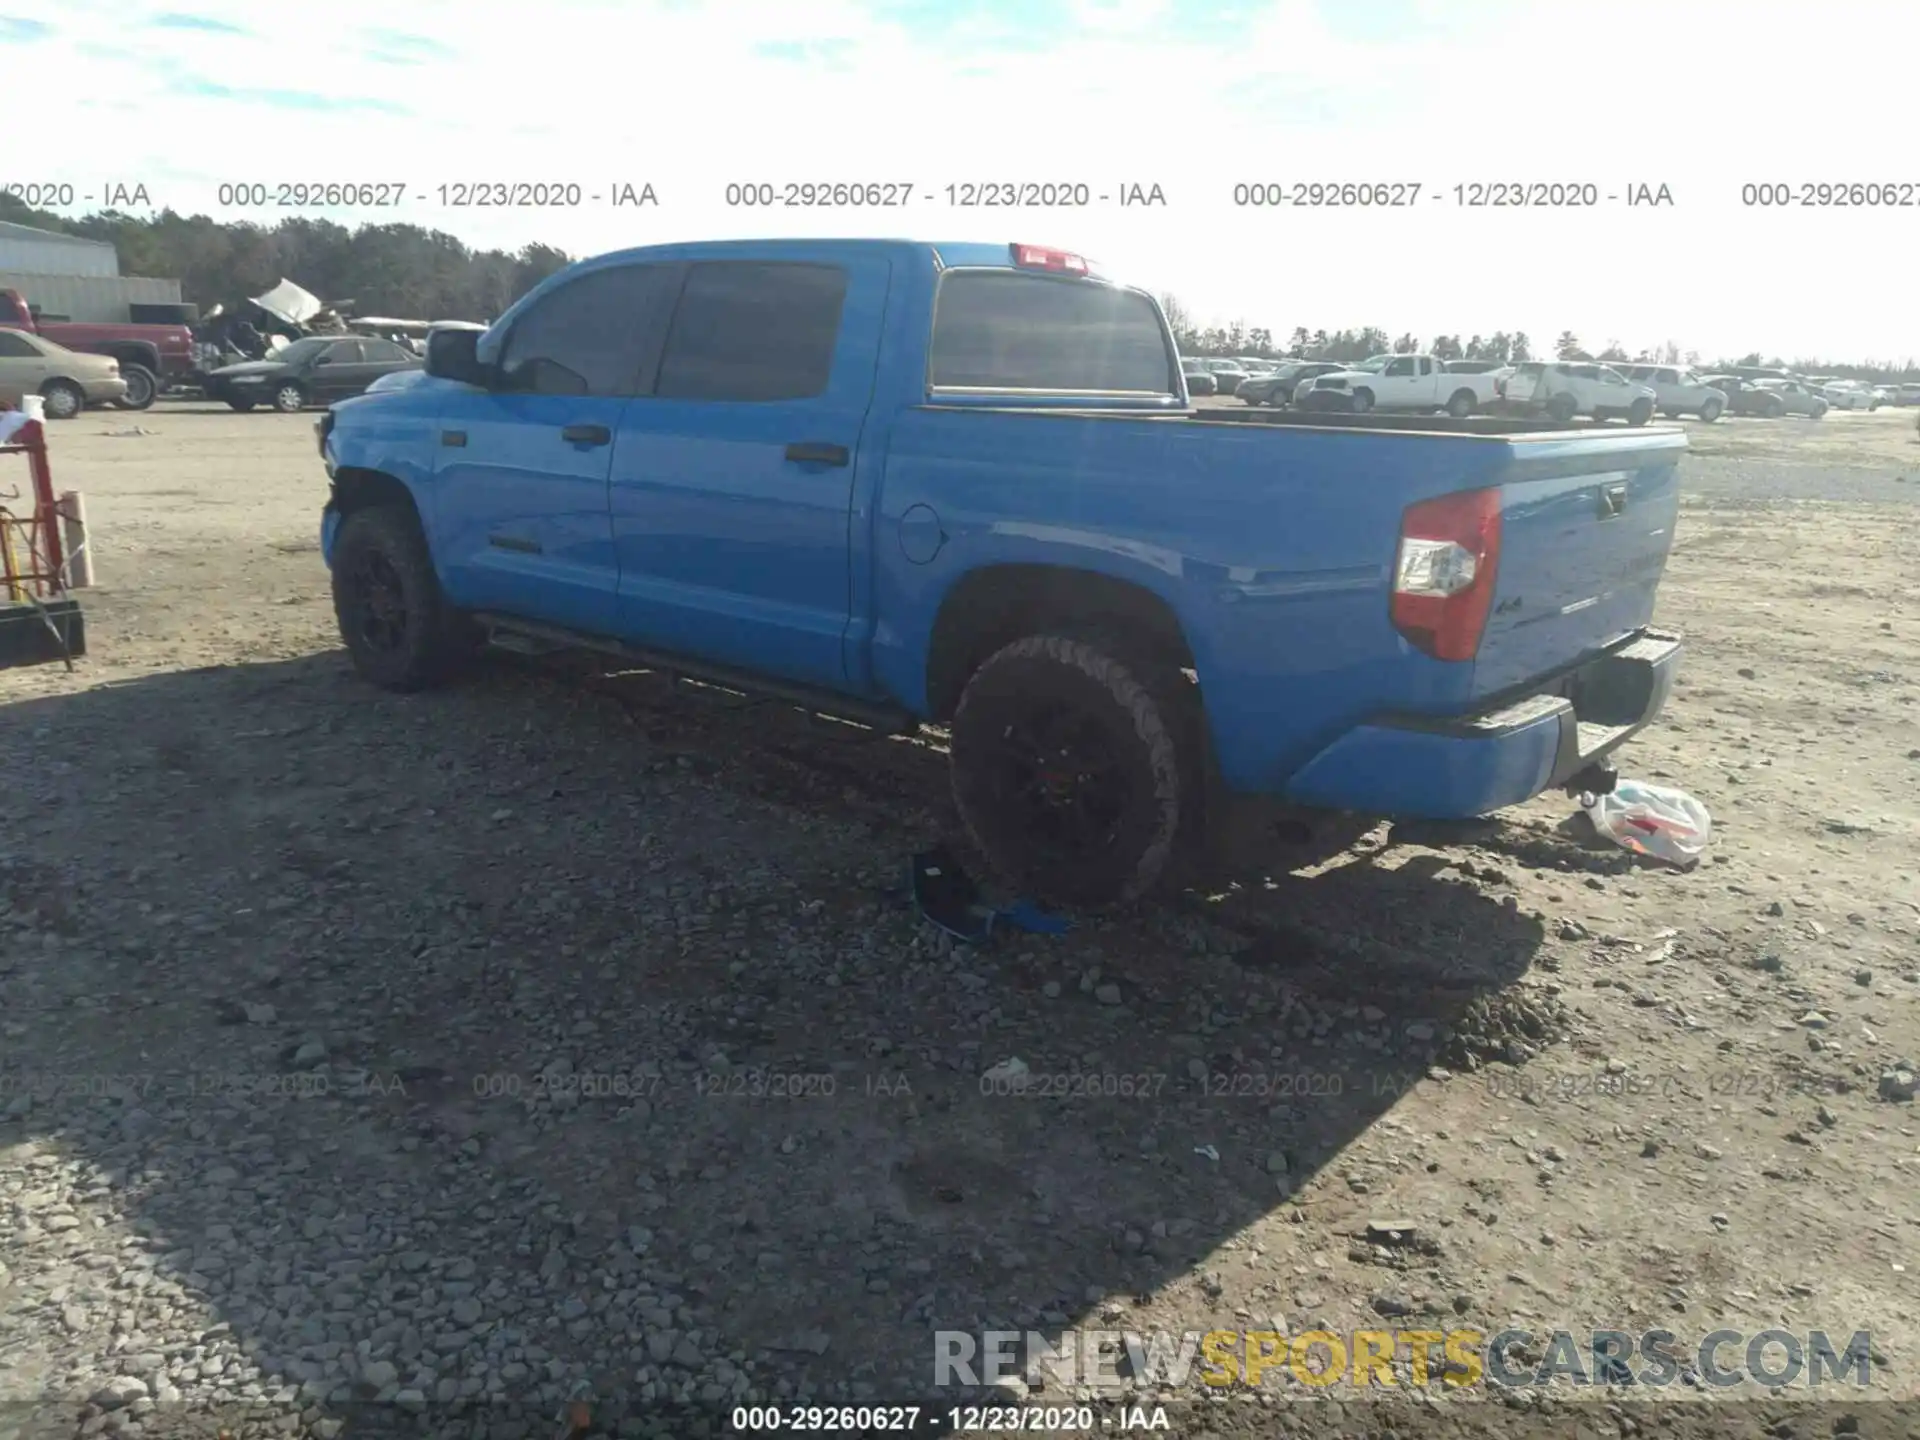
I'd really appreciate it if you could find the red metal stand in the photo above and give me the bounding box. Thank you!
[0,414,85,669]
[0,417,67,598]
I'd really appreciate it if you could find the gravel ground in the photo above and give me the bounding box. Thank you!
[0,403,1916,1439]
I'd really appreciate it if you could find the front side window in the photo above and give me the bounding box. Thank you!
[500,263,680,397]
[655,262,847,401]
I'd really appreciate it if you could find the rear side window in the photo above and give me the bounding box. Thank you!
[929,271,1173,393]
[500,263,681,397]
[655,262,847,402]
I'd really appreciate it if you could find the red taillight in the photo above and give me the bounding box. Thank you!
[1011,243,1089,275]
[1390,487,1502,662]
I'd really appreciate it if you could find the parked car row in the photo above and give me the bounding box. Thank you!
[1187,348,1918,425]
[0,325,433,420]
[204,335,424,412]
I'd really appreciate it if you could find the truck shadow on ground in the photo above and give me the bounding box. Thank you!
[0,649,1563,1436]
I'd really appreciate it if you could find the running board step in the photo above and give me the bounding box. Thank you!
[485,628,565,656]
[473,613,919,737]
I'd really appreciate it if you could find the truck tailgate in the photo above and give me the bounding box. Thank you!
[1472,431,1683,696]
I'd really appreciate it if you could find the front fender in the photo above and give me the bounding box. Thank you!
[322,394,443,537]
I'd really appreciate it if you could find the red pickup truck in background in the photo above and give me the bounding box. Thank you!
[0,288,192,409]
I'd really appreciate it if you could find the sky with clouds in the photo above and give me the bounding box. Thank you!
[3,0,1913,360]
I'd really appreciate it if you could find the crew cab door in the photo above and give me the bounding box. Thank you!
[1415,355,1444,405]
[432,260,682,635]
[1375,354,1421,405]
[607,255,889,690]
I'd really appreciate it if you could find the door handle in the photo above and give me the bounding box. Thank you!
[784,441,849,467]
[561,423,611,446]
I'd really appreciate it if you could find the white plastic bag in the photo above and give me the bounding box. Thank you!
[1581,780,1711,865]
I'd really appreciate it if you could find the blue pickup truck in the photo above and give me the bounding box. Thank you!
[318,238,1686,906]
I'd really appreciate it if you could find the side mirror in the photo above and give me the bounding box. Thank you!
[426,328,488,386]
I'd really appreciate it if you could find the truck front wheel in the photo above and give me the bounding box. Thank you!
[949,634,1196,909]
[330,505,475,691]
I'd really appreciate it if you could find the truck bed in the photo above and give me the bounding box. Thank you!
[932,403,1679,439]
[877,401,1685,795]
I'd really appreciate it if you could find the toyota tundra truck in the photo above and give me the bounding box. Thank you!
[317,239,1687,906]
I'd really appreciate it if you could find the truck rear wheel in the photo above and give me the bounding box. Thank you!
[113,365,158,410]
[1546,393,1579,423]
[1445,388,1477,418]
[330,505,475,692]
[949,634,1196,909]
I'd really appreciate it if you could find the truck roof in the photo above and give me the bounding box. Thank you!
[554,238,1110,275]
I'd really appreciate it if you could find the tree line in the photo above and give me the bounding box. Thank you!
[1,198,1910,379]
[1160,296,1918,383]
[0,197,574,324]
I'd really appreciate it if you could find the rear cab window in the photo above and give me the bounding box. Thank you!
[928,270,1176,395]
[656,262,848,401]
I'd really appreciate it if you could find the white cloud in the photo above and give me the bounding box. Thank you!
[6,0,1914,359]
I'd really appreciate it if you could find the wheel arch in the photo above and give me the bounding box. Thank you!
[36,375,88,413]
[331,465,426,527]
[92,339,161,372]
[923,563,1199,723]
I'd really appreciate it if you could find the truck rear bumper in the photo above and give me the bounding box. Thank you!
[1279,630,1682,818]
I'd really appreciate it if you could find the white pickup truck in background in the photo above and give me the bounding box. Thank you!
[1618,364,1728,421]
[1494,361,1660,424]
[1292,353,1503,417]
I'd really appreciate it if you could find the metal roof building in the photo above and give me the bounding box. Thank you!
[0,221,121,279]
